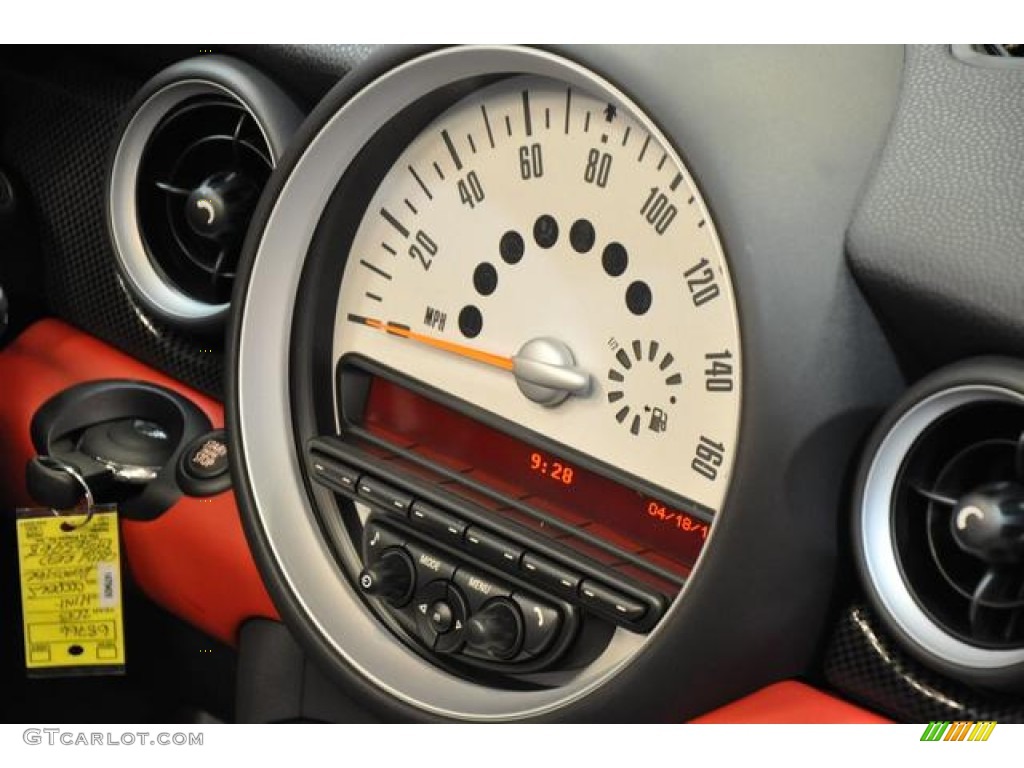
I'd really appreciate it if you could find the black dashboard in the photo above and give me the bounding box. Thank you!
[2,44,1024,723]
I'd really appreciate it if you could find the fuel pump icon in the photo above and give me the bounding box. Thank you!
[648,407,668,433]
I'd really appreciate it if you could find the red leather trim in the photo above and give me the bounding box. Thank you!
[0,319,277,644]
[690,681,890,724]
[120,494,277,645]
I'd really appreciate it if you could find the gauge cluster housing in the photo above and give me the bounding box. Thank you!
[229,45,906,721]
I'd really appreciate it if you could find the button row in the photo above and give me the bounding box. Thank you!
[321,458,650,627]
[410,503,649,625]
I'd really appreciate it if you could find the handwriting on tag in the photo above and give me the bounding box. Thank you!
[16,506,126,674]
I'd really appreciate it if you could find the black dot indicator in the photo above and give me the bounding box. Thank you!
[500,231,524,264]
[458,305,483,338]
[533,215,559,249]
[473,262,498,296]
[570,219,596,253]
[602,242,628,277]
[625,281,652,315]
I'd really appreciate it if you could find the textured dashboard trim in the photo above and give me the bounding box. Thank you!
[848,45,1024,372]
[825,604,1024,723]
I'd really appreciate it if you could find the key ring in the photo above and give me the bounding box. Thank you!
[37,455,96,531]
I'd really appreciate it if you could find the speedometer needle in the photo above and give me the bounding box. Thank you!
[348,314,514,370]
[347,314,591,406]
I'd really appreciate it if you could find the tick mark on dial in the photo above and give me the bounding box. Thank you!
[359,259,392,280]
[480,104,495,148]
[441,129,463,171]
[638,134,651,162]
[380,208,409,239]
[408,165,433,200]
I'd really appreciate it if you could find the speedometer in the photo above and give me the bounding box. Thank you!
[236,46,750,719]
[335,75,741,527]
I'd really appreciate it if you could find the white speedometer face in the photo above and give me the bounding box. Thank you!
[335,75,741,516]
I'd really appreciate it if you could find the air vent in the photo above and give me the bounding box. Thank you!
[137,96,272,306]
[896,403,1024,647]
[856,359,1024,692]
[109,56,301,331]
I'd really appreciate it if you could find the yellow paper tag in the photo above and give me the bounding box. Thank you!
[16,506,126,674]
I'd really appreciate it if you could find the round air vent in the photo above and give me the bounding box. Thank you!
[855,358,1024,692]
[108,55,301,331]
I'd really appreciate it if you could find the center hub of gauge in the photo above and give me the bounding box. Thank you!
[513,338,590,407]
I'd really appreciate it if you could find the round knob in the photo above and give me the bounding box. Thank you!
[428,600,454,634]
[951,482,1024,564]
[185,170,259,241]
[465,599,523,659]
[357,548,415,606]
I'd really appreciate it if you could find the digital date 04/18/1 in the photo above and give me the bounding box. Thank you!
[647,501,708,539]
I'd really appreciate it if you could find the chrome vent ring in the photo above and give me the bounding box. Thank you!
[856,359,1024,692]
[108,55,301,332]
